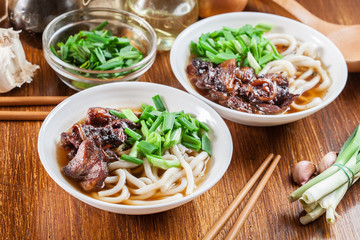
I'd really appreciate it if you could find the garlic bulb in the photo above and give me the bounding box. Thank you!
[292,161,318,186]
[319,152,337,173]
[0,28,39,93]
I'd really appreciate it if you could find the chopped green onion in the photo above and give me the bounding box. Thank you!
[152,95,167,111]
[109,109,126,119]
[189,23,279,71]
[162,112,176,132]
[255,22,273,32]
[247,51,261,74]
[199,122,210,132]
[146,154,181,169]
[140,120,149,138]
[149,116,164,133]
[129,141,139,157]
[93,20,108,31]
[121,109,139,123]
[51,20,143,77]
[182,141,201,151]
[120,154,143,165]
[201,134,212,156]
[182,134,202,148]
[137,140,158,155]
[125,128,142,141]
[177,117,198,132]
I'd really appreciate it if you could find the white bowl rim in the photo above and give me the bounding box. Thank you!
[37,82,233,212]
[170,12,348,121]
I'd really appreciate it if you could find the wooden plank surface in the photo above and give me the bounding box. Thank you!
[1,0,360,239]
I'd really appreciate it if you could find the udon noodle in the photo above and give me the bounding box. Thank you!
[91,144,210,205]
[261,33,331,111]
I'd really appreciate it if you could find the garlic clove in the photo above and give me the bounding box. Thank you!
[292,160,317,186]
[319,151,337,173]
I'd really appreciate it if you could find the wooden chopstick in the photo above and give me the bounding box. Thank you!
[0,96,67,106]
[225,155,281,240]
[203,153,276,240]
[0,111,51,120]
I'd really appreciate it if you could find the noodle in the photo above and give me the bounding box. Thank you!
[93,144,211,205]
[261,33,331,111]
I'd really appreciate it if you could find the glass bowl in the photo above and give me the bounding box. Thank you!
[43,8,157,91]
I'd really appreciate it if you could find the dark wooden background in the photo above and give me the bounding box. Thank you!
[1,0,360,239]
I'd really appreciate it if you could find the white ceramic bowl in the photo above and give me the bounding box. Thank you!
[38,82,233,215]
[170,12,348,126]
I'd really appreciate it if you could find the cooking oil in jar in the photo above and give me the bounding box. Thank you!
[127,0,198,51]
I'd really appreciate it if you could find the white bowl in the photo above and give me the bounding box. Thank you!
[37,82,233,215]
[170,12,348,126]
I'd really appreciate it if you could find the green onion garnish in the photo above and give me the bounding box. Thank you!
[189,23,282,72]
[124,128,142,141]
[121,109,139,123]
[152,95,167,112]
[51,20,143,75]
[109,109,126,119]
[120,154,143,165]
[201,134,212,156]
[137,140,158,155]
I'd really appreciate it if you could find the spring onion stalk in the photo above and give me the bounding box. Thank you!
[289,125,360,202]
[301,149,360,204]
[290,124,360,225]
[301,201,319,214]
[299,205,326,225]
[320,173,360,224]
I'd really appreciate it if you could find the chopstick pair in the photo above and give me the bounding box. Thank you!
[0,96,67,120]
[203,153,281,240]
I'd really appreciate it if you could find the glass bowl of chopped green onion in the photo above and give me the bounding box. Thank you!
[43,8,157,91]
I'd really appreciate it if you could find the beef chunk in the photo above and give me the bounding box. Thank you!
[186,58,298,114]
[60,124,83,150]
[85,107,116,126]
[63,137,109,191]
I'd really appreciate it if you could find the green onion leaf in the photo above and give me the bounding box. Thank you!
[152,95,167,112]
[201,134,212,156]
[125,128,142,141]
[109,109,126,119]
[138,140,158,154]
[177,116,198,132]
[121,154,143,165]
[146,154,181,169]
[121,109,139,123]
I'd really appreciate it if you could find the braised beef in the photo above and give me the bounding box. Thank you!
[63,137,108,191]
[60,107,140,191]
[85,107,116,126]
[187,58,298,114]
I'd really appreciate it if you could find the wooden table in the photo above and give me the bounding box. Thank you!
[1,0,360,239]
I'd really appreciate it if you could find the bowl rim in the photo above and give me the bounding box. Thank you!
[37,82,233,212]
[170,12,348,120]
[42,7,157,75]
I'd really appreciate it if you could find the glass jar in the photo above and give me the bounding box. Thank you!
[126,0,198,51]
